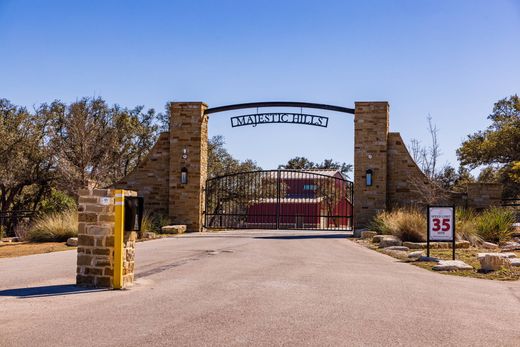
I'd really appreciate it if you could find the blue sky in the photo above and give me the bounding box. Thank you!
[1,0,519,172]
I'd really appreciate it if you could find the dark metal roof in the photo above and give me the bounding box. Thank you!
[205,101,355,115]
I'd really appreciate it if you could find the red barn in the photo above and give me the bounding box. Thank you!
[246,169,353,230]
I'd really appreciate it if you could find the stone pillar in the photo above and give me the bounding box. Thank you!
[168,102,208,232]
[354,102,389,228]
[76,189,137,288]
[466,183,503,209]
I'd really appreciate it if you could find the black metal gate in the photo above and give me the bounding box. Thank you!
[204,169,353,231]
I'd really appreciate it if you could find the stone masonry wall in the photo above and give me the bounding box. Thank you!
[76,189,137,288]
[386,132,432,207]
[113,132,170,217]
[354,102,389,228]
[168,102,208,232]
[466,183,503,209]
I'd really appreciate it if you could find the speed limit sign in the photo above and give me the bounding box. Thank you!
[427,206,456,259]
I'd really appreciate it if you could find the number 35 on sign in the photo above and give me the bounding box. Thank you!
[428,206,454,241]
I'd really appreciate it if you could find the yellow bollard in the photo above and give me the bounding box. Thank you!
[113,189,124,289]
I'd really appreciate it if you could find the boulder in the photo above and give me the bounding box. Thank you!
[510,258,520,267]
[500,242,520,252]
[361,231,377,240]
[161,225,187,234]
[66,237,78,247]
[481,241,499,249]
[372,235,386,243]
[11,237,21,242]
[479,254,512,272]
[456,240,471,249]
[384,246,409,251]
[432,260,473,271]
[403,242,426,249]
[477,252,516,260]
[417,256,440,262]
[379,237,402,248]
[142,232,157,239]
[408,251,424,259]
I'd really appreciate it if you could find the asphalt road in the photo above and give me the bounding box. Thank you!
[1,230,520,346]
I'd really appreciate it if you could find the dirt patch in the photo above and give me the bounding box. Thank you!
[0,242,75,258]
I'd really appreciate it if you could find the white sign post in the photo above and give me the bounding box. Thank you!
[427,206,456,260]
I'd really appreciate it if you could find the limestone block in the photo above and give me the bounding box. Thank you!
[372,235,385,243]
[432,260,472,271]
[510,258,520,267]
[161,225,187,234]
[481,241,499,249]
[379,237,402,248]
[66,237,78,246]
[479,254,512,272]
[361,231,377,239]
[408,251,424,259]
[384,246,409,251]
[477,252,516,260]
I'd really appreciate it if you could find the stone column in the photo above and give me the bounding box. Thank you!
[353,102,389,229]
[76,189,137,288]
[168,102,208,232]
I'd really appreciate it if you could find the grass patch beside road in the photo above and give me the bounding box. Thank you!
[354,239,520,281]
[0,242,75,258]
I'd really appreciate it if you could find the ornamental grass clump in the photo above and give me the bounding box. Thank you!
[28,210,78,242]
[475,207,515,244]
[370,208,426,242]
[455,207,482,246]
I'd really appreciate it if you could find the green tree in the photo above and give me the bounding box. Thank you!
[40,97,158,196]
[0,99,55,214]
[278,156,352,179]
[457,95,520,197]
[207,135,260,178]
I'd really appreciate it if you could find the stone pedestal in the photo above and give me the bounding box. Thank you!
[76,189,137,288]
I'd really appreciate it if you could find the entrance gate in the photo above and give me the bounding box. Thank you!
[204,169,353,231]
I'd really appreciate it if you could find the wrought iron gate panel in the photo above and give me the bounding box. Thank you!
[204,170,353,231]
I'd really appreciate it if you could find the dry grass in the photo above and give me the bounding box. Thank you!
[28,210,78,242]
[370,208,426,242]
[0,242,74,258]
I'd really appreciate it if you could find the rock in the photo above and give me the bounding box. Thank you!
[384,246,409,251]
[66,237,78,246]
[402,242,426,249]
[432,260,473,271]
[479,254,512,272]
[417,256,440,262]
[372,235,386,243]
[361,231,377,240]
[161,225,187,234]
[142,232,157,239]
[500,242,520,252]
[510,258,520,267]
[477,252,516,260]
[408,251,424,259]
[481,241,499,249]
[382,249,408,258]
[11,237,20,242]
[456,240,471,249]
[379,237,402,248]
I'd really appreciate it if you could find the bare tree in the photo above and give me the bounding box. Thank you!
[409,115,441,180]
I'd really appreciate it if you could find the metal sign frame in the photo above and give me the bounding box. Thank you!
[427,205,456,260]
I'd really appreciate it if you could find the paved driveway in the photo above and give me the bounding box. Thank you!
[1,230,519,346]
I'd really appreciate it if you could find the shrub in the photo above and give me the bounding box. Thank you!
[475,207,515,244]
[455,207,482,246]
[28,210,78,242]
[370,208,426,242]
[38,189,76,214]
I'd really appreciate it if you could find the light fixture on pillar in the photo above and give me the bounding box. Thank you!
[181,167,188,184]
[182,147,188,160]
[366,169,373,187]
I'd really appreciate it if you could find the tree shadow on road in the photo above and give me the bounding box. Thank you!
[0,284,108,298]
